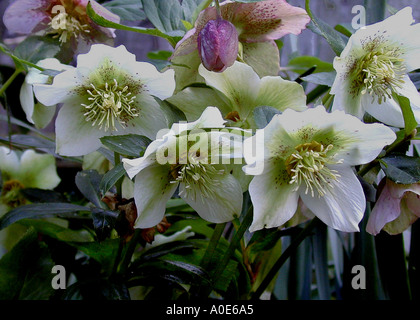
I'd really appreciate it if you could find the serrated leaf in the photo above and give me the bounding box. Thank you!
[100,134,151,158]
[380,155,420,184]
[253,106,281,129]
[86,2,181,47]
[13,36,60,64]
[0,203,90,230]
[102,0,146,21]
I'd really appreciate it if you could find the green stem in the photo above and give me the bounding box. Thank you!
[111,237,125,276]
[214,0,221,18]
[251,218,319,300]
[118,229,142,276]
[0,70,21,97]
[200,222,227,269]
[201,206,253,297]
[114,152,123,198]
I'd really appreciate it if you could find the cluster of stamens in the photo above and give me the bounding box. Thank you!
[285,141,343,197]
[1,179,26,208]
[82,79,139,132]
[352,44,406,103]
[169,158,225,200]
[49,9,90,43]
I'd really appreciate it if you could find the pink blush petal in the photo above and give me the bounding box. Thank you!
[222,0,310,42]
[3,0,51,34]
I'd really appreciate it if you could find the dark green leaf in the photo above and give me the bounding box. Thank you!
[0,229,55,300]
[394,94,418,136]
[301,71,337,87]
[0,203,90,230]
[364,0,386,24]
[141,0,185,33]
[312,223,331,299]
[75,170,106,208]
[0,134,56,155]
[253,106,281,129]
[14,36,61,64]
[87,2,181,47]
[305,0,346,56]
[20,188,67,203]
[100,134,151,157]
[380,155,420,184]
[102,0,146,21]
[288,56,335,74]
[99,163,126,196]
[91,208,118,241]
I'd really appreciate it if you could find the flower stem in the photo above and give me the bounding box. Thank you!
[251,217,319,300]
[200,222,227,269]
[114,152,123,198]
[214,0,221,19]
[0,70,21,98]
[200,205,253,297]
[117,229,142,276]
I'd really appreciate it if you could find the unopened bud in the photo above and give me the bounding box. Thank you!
[197,18,239,72]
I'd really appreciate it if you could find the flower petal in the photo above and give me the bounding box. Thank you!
[17,149,60,189]
[362,95,405,128]
[242,41,280,77]
[199,61,260,115]
[0,147,20,178]
[255,76,307,112]
[248,160,299,232]
[31,103,56,129]
[3,0,50,34]
[54,102,106,156]
[221,0,310,42]
[180,172,242,223]
[33,67,78,106]
[132,164,178,228]
[300,165,365,232]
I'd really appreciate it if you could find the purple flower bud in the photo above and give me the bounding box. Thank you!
[197,18,239,72]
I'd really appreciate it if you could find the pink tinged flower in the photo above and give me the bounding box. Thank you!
[366,179,420,235]
[172,0,310,58]
[3,0,119,48]
[197,17,239,72]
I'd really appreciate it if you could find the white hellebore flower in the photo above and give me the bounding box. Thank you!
[20,58,73,129]
[243,106,396,233]
[331,7,420,128]
[34,44,175,156]
[122,107,243,229]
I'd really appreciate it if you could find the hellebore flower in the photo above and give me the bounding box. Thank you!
[33,44,175,156]
[197,17,239,72]
[167,61,307,129]
[243,106,396,233]
[331,7,420,128]
[122,107,243,229]
[20,58,73,129]
[3,0,120,54]
[0,147,61,256]
[171,0,310,90]
[367,179,420,235]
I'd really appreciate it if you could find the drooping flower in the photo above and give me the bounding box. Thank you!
[171,0,310,90]
[0,146,61,256]
[122,107,244,229]
[197,17,239,72]
[242,106,396,232]
[20,58,73,129]
[3,0,120,55]
[366,179,420,235]
[33,44,176,156]
[167,61,307,129]
[331,7,420,128]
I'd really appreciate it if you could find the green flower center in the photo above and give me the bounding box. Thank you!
[285,141,343,197]
[1,179,26,208]
[49,8,89,43]
[82,79,139,132]
[350,40,406,103]
[169,160,224,199]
